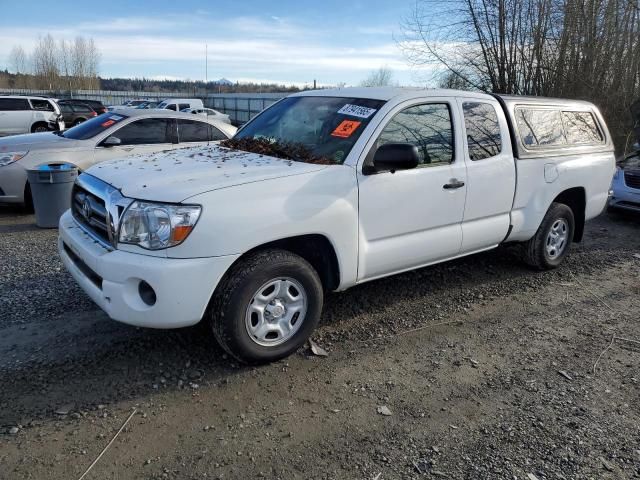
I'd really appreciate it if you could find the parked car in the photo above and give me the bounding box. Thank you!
[134,101,159,109]
[181,107,231,124]
[107,100,148,111]
[609,153,640,213]
[0,111,236,206]
[157,98,204,111]
[59,99,108,115]
[58,88,615,364]
[58,102,97,127]
[0,96,65,136]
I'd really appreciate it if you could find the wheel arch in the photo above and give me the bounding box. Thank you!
[224,234,341,293]
[552,187,586,242]
[30,121,49,133]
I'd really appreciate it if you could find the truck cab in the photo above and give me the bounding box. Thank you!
[58,88,615,364]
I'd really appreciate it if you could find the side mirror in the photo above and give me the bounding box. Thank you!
[369,143,420,173]
[102,136,121,147]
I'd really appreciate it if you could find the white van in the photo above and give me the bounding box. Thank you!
[0,96,65,136]
[157,98,204,111]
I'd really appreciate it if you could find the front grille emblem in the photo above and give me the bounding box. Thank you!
[82,199,92,221]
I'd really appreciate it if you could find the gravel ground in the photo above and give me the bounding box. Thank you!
[0,207,639,479]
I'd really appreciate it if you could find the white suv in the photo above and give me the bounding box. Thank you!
[0,96,65,136]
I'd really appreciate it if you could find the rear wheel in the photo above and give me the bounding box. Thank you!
[73,118,86,126]
[31,122,48,133]
[522,202,575,270]
[209,249,323,364]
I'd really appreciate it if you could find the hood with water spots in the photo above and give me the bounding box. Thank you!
[85,145,329,203]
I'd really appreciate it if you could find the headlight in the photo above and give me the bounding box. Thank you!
[0,151,28,167]
[119,201,202,250]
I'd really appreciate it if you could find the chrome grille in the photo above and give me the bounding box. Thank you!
[624,171,640,190]
[70,174,132,249]
[72,186,110,244]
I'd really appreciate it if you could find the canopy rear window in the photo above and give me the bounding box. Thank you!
[515,107,604,149]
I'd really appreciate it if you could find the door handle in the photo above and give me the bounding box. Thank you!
[443,179,465,190]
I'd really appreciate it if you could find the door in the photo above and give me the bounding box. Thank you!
[357,101,467,281]
[93,117,177,167]
[457,99,516,251]
[0,98,32,134]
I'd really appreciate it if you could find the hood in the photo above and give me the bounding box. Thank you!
[0,132,82,152]
[86,145,330,203]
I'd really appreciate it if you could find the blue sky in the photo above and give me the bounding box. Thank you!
[0,0,434,87]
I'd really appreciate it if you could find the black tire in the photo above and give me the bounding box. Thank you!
[23,182,34,213]
[209,249,324,364]
[522,202,575,270]
[73,118,86,126]
[31,123,48,133]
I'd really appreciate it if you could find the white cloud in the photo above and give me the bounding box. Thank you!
[0,15,437,85]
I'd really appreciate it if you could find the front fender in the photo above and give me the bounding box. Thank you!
[169,166,360,289]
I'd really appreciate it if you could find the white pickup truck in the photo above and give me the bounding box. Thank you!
[58,88,615,363]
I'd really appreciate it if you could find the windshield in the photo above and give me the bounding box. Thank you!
[62,113,129,140]
[232,96,386,164]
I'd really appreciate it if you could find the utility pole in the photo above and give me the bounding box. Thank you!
[205,44,208,92]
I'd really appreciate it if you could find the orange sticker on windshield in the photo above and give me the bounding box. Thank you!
[331,120,361,138]
[101,119,116,128]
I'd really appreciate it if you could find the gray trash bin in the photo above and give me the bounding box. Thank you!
[27,163,78,228]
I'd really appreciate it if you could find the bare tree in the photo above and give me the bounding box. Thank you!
[360,66,396,87]
[32,34,60,89]
[9,46,28,75]
[11,34,101,90]
[401,0,640,152]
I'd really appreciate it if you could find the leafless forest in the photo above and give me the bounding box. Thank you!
[7,34,100,90]
[402,0,640,152]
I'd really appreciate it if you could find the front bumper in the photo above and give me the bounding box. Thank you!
[49,116,65,131]
[0,162,27,204]
[58,210,240,328]
[609,176,640,213]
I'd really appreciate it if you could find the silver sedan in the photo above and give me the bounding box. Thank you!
[0,110,237,206]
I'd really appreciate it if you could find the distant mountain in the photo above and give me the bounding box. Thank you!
[215,78,233,85]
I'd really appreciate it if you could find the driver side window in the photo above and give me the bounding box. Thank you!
[376,103,454,166]
[114,118,173,145]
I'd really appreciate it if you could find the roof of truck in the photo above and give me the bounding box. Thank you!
[291,87,496,102]
[495,94,596,109]
[291,88,598,109]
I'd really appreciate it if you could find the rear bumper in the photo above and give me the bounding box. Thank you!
[58,210,240,328]
[0,162,27,204]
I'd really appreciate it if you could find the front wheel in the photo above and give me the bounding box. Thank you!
[209,249,324,364]
[522,202,575,270]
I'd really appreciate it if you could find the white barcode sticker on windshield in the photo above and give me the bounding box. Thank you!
[337,104,377,119]
[109,115,123,121]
